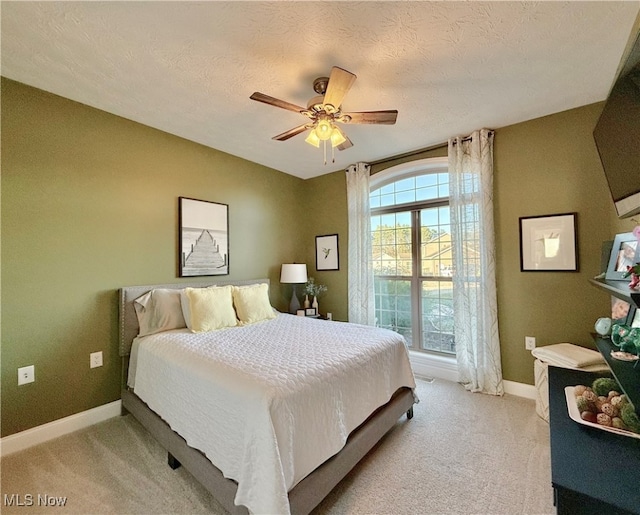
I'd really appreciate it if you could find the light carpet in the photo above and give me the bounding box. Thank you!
[1,378,554,514]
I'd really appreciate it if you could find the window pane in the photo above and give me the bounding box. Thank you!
[380,194,395,207]
[395,190,415,205]
[421,206,452,277]
[372,211,412,277]
[421,280,455,354]
[438,182,450,198]
[416,186,438,201]
[416,174,438,187]
[394,177,415,192]
[374,278,413,345]
[379,183,394,195]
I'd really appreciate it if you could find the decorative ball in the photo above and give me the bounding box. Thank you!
[573,385,588,396]
[594,317,612,337]
[596,413,613,427]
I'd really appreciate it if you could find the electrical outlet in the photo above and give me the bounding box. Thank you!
[18,365,35,385]
[90,351,103,369]
[525,336,536,350]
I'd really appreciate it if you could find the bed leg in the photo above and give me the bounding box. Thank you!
[168,453,182,470]
[406,407,414,420]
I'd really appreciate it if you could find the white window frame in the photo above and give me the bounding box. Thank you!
[370,156,458,382]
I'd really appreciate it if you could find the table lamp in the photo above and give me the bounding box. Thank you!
[280,263,308,314]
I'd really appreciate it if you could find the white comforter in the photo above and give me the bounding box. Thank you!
[131,314,416,515]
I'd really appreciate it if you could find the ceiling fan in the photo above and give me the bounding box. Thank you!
[250,66,398,163]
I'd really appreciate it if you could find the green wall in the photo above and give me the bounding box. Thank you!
[301,171,349,322]
[494,103,619,385]
[1,78,306,437]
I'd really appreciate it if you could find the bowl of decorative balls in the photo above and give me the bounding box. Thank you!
[565,377,640,439]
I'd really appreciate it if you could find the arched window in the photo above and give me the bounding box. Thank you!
[370,157,454,355]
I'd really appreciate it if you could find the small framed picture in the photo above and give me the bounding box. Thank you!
[519,213,578,272]
[316,234,339,271]
[296,309,306,317]
[605,232,639,280]
[305,308,317,316]
[611,296,630,323]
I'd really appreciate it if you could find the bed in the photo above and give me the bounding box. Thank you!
[119,279,416,515]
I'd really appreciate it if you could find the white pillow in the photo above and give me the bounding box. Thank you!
[232,283,276,325]
[185,285,238,332]
[134,289,186,337]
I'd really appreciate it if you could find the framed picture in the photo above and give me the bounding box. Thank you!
[305,308,317,316]
[296,309,306,317]
[611,296,631,323]
[179,197,229,277]
[316,234,339,271]
[605,232,639,280]
[519,213,578,272]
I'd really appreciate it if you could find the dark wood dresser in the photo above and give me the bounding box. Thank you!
[549,365,640,514]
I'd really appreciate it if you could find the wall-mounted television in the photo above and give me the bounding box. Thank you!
[593,30,640,219]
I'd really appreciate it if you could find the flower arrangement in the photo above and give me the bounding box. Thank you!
[304,277,327,297]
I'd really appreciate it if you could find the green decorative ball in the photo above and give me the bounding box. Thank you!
[591,377,620,397]
[620,403,640,434]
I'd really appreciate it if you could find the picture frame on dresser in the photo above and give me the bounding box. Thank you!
[179,197,229,277]
[611,296,631,323]
[605,232,639,280]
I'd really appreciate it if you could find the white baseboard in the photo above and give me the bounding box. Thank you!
[0,400,122,457]
[409,351,536,399]
[503,379,537,400]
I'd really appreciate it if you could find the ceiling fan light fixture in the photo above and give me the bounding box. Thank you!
[250,66,397,165]
[315,118,333,141]
[330,126,346,147]
[305,129,320,148]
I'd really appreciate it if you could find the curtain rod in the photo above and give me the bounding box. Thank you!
[368,129,495,167]
[368,141,447,166]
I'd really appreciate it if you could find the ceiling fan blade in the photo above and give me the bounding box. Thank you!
[323,67,357,110]
[342,110,398,125]
[250,92,306,114]
[272,124,310,141]
[337,135,353,151]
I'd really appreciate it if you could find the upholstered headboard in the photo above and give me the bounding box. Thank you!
[118,278,270,356]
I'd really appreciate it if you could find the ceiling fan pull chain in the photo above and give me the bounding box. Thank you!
[323,140,327,165]
[332,143,336,163]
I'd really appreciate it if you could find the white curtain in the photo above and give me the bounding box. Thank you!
[448,129,503,395]
[346,162,375,325]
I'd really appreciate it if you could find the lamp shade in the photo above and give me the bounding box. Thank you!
[330,126,347,147]
[280,263,308,284]
[305,129,320,148]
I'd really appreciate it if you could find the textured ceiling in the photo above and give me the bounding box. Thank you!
[2,1,639,179]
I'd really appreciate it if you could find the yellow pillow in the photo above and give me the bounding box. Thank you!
[185,285,237,332]
[232,283,276,325]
